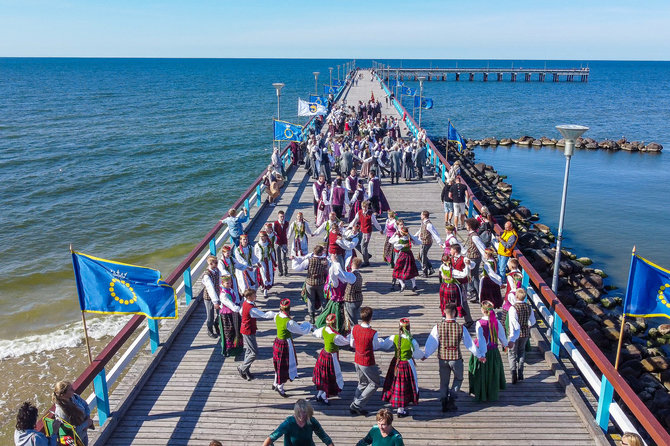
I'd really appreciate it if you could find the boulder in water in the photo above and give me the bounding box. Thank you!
[499,138,513,146]
[647,142,663,152]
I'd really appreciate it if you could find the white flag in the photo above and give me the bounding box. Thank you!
[298,99,327,117]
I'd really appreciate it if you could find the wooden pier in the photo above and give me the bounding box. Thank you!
[89,72,610,445]
[372,62,590,82]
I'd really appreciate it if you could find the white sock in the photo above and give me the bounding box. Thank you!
[398,279,405,288]
[397,407,406,414]
[322,394,329,403]
[410,278,416,287]
[277,383,284,392]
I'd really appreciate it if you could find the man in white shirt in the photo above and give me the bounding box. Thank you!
[507,288,537,383]
[201,255,222,338]
[414,210,443,277]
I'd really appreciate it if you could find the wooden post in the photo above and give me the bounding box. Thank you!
[615,246,637,369]
[81,311,93,365]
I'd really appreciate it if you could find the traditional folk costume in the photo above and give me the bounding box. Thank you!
[292,253,328,323]
[424,317,479,411]
[313,314,351,403]
[348,185,367,222]
[237,296,275,380]
[507,298,536,383]
[415,217,442,277]
[367,174,390,216]
[349,322,393,413]
[201,266,221,338]
[469,307,508,402]
[479,256,503,308]
[272,299,313,397]
[438,260,464,318]
[312,178,327,219]
[217,248,242,295]
[254,232,276,297]
[316,186,332,228]
[502,271,524,335]
[349,207,382,266]
[315,257,356,334]
[345,174,359,201]
[342,228,361,271]
[218,284,243,356]
[234,237,259,294]
[464,230,485,301]
[451,253,474,324]
[273,218,290,276]
[383,216,398,267]
[287,218,312,257]
[330,182,350,220]
[389,230,422,291]
[382,319,424,416]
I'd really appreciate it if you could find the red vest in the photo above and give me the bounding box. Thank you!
[359,210,373,234]
[240,301,257,335]
[328,231,344,255]
[353,324,376,366]
[273,220,289,245]
[452,255,469,284]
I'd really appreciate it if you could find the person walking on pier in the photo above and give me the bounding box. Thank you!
[441,180,454,226]
[349,200,383,267]
[496,221,518,277]
[382,318,424,418]
[202,255,222,339]
[449,177,468,230]
[234,234,259,294]
[273,210,290,277]
[423,303,479,412]
[287,212,313,257]
[221,207,249,248]
[356,409,404,445]
[263,399,334,446]
[254,230,276,298]
[389,223,421,292]
[313,313,351,405]
[413,143,427,180]
[349,307,393,416]
[272,299,313,397]
[238,289,275,381]
[415,210,442,277]
[507,288,536,383]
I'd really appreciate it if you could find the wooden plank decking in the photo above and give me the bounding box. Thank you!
[97,73,600,445]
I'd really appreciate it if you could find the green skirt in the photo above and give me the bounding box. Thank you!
[468,348,506,402]
[314,300,346,333]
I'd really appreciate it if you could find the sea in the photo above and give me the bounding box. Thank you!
[0,58,668,441]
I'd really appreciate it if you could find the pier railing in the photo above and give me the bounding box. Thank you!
[36,71,353,433]
[375,71,669,445]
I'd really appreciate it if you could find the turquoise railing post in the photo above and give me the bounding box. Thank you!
[521,270,530,289]
[244,198,250,213]
[441,164,446,182]
[551,312,563,356]
[209,238,216,255]
[183,267,193,306]
[468,200,474,218]
[148,318,159,353]
[256,185,262,207]
[93,369,110,425]
[595,375,614,431]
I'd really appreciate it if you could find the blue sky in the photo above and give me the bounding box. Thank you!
[1,0,669,59]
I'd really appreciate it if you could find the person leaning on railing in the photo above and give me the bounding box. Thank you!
[262,399,334,446]
[52,381,93,445]
[221,207,249,248]
[14,401,60,446]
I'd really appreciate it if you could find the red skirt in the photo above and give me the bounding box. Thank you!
[392,250,419,280]
[480,276,503,308]
[382,357,419,408]
[312,350,341,397]
[383,236,395,266]
[273,338,291,385]
[439,282,462,317]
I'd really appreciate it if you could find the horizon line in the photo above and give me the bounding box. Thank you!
[1,56,669,62]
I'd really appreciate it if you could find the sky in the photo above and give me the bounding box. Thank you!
[1,0,669,60]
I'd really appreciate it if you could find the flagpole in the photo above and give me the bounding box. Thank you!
[71,244,93,365]
[614,245,636,369]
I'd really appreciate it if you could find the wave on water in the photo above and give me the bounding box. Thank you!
[0,314,132,360]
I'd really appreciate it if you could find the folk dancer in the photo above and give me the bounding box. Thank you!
[316,181,333,228]
[348,200,383,267]
[237,289,275,381]
[315,252,357,334]
[469,301,511,402]
[312,174,327,220]
[254,230,276,298]
[383,211,398,267]
[381,318,425,417]
[330,177,350,220]
[479,247,503,308]
[507,288,536,383]
[443,224,461,253]
[502,271,524,335]
[345,168,359,201]
[464,218,486,303]
[438,254,465,319]
[234,234,259,294]
[389,224,421,292]
[287,212,313,257]
[313,211,341,245]
[423,303,479,412]
[349,307,393,416]
[450,244,475,327]
[343,257,365,328]
[312,313,351,405]
[348,179,367,222]
[201,255,221,338]
[218,275,243,357]
[415,210,442,277]
[292,245,328,324]
[367,170,388,215]
[272,298,313,397]
[273,210,290,276]
[218,245,242,294]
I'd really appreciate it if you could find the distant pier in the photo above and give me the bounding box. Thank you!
[372,61,589,82]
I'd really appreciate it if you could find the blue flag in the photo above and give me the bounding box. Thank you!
[72,252,177,319]
[448,121,467,153]
[623,254,670,319]
[414,96,434,109]
[309,95,327,106]
[274,119,303,141]
[323,85,338,95]
[401,86,416,96]
[332,79,343,87]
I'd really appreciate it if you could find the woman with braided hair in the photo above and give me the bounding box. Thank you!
[468,301,511,402]
[478,247,503,308]
[381,318,425,417]
[388,222,421,292]
[272,298,313,398]
[312,313,351,405]
[52,381,93,445]
[438,253,463,318]
[382,210,398,268]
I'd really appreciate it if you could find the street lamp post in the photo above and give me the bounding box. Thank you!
[313,71,319,96]
[272,82,285,150]
[328,67,333,87]
[417,76,426,128]
[551,124,589,294]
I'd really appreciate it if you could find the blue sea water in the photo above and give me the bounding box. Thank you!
[0,58,668,345]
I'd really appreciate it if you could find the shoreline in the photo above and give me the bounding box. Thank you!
[466,136,663,152]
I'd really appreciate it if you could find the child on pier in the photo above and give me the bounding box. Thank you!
[415,210,442,277]
[469,301,511,402]
[272,299,313,397]
[479,247,503,308]
[218,245,242,295]
[287,212,313,257]
[315,252,357,334]
[313,313,351,405]
[438,254,464,318]
[237,289,275,381]
[201,255,222,339]
[218,275,243,357]
[382,318,424,417]
[234,234,259,294]
[383,211,398,268]
[254,230,276,298]
[389,223,422,292]
[507,288,536,383]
